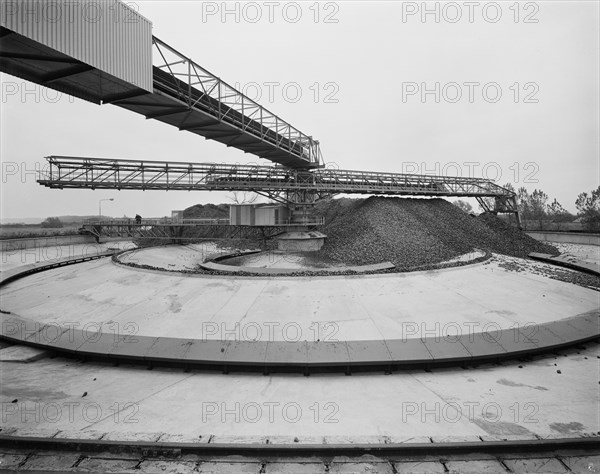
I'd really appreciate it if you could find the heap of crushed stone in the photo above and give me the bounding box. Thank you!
[315,197,558,269]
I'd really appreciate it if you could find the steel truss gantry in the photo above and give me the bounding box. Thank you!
[81,219,314,242]
[38,156,519,223]
[134,37,322,169]
[0,30,322,169]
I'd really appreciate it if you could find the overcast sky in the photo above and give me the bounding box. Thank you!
[1,0,598,220]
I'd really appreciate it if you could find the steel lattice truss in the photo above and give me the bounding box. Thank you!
[82,220,321,241]
[142,37,322,169]
[0,31,322,168]
[39,156,517,205]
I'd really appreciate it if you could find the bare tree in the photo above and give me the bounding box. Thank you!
[228,191,259,205]
[547,198,573,230]
[528,189,549,229]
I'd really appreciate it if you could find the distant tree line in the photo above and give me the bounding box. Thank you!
[505,184,598,232]
[501,183,573,228]
[41,217,63,228]
[575,186,600,231]
[453,185,600,232]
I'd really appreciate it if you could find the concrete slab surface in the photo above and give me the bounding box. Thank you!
[1,255,598,344]
[562,455,600,473]
[0,344,49,362]
[502,457,569,473]
[4,450,600,474]
[457,332,507,358]
[0,453,28,469]
[445,459,507,473]
[422,336,472,361]
[0,241,135,273]
[75,457,140,472]
[197,460,262,473]
[384,339,433,363]
[346,339,392,364]
[183,340,230,365]
[329,457,394,473]
[307,341,349,366]
[18,453,81,471]
[1,247,599,461]
[265,341,307,365]
[0,344,597,439]
[393,460,446,473]
[264,461,327,473]
[224,341,268,365]
[138,459,198,473]
[119,243,255,272]
[1,309,597,370]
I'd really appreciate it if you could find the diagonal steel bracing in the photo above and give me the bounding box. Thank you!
[0,29,322,169]
[39,156,517,201]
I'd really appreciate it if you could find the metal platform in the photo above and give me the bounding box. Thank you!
[38,155,520,223]
[80,217,325,241]
[38,156,516,198]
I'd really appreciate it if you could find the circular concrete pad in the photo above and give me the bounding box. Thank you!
[0,253,597,343]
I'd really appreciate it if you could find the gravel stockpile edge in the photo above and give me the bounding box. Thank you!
[315,196,559,269]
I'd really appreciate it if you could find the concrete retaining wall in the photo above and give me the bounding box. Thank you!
[0,235,97,252]
[526,232,600,246]
[0,235,135,252]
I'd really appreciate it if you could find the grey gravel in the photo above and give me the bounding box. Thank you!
[315,197,558,269]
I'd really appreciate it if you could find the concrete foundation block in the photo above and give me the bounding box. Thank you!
[0,344,49,362]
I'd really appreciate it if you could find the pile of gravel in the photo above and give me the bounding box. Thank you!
[315,197,558,269]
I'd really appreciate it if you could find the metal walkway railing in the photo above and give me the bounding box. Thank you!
[39,156,515,199]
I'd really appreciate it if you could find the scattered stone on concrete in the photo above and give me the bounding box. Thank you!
[19,454,81,471]
[54,430,105,440]
[323,435,389,444]
[502,457,570,473]
[493,254,600,290]
[562,455,600,473]
[156,433,210,443]
[137,459,197,473]
[198,459,263,473]
[102,431,163,442]
[0,453,28,470]
[329,456,395,474]
[75,457,140,473]
[393,460,446,473]
[265,436,325,444]
[445,458,509,473]
[10,427,60,438]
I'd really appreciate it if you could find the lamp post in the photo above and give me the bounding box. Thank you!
[99,198,114,220]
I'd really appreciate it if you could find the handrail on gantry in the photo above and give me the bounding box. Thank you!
[38,156,516,199]
[151,37,323,168]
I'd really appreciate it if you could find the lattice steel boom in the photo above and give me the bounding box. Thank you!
[39,155,517,201]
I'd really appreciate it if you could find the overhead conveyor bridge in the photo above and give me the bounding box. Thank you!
[0,0,519,224]
[38,156,519,220]
[0,9,322,168]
